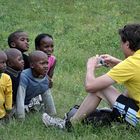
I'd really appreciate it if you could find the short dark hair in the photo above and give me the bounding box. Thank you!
[8,30,24,48]
[119,24,140,51]
[35,33,53,50]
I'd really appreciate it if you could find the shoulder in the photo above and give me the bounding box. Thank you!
[20,69,32,80]
[1,73,12,84]
[2,73,11,79]
[21,68,31,75]
[48,55,56,61]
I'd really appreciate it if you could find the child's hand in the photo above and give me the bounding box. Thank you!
[49,78,53,88]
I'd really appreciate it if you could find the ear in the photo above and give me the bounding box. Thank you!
[126,41,130,48]
[30,63,34,68]
[10,42,16,48]
[7,61,13,67]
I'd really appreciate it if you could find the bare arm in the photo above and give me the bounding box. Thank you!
[85,56,115,93]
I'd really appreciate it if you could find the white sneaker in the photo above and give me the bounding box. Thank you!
[42,113,66,129]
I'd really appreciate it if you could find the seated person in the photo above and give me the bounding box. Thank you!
[0,51,12,122]
[5,48,24,105]
[34,33,57,114]
[8,30,30,69]
[42,24,140,129]
[16,50,56,120]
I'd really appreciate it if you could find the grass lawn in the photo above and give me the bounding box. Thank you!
[0,0,140,139]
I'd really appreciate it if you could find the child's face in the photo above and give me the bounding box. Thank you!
[31,55,48,77]
[39,37,54,56]
[12,32,29,52]
[0,53,7,73]
[9,53,24,71]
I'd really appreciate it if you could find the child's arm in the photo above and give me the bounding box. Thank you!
[47,59,56,88]
[5,77,12,114]
[47,59,56,79]
[16,85,26,120]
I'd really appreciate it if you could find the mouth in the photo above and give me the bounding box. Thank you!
[25,45,29,49]
[47,51,52,55]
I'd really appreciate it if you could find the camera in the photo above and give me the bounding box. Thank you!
[98,58,108,67]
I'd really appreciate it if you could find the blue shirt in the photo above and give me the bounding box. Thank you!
[19,68,49,105]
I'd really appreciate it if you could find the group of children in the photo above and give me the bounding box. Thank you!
[0,31,57,122]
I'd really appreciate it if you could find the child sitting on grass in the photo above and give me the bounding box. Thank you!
[8,30,30,69]
[0,51,12,123]
[34,33,57,114]
[16,50,56,121]
[5,48,24,105]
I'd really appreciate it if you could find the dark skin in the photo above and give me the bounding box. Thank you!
[10,32,29,53]
[37,36,56,88]
[5,48,24,71]
[0,51,7,75]
[30,51,48,78]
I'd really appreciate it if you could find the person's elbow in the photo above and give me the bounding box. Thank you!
[85,83,97,93]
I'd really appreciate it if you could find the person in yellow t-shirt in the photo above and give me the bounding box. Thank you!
[42,24,140,129]
[0,51,12,122]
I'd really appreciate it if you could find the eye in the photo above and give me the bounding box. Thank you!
[20,38,25,41]
[27,38,30,42]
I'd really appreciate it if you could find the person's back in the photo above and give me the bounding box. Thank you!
[7,30,30,69]
[0,51,12,121]
[5,48,24,104]
[16,51,56,120]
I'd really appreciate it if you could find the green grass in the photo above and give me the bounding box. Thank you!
[0,0,140,139]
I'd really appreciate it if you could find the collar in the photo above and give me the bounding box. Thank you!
[5,66,21,78]
[134,49,140,55]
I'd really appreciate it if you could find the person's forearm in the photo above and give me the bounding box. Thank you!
[114,58,122,65]
[85,68,96,92]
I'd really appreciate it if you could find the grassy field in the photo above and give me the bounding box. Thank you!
[0,0,140,139]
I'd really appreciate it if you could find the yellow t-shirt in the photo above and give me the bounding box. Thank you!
[107,50,140,118]
[0,73,12,118]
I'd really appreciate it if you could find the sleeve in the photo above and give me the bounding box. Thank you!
[47,57,56,78]
[5,76,12,111]
[19,72,28,89]
[107,59,135,84]
[16,85,26,119]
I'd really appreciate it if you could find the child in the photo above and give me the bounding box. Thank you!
[16,50,56,120]
[34,33,57,113]
[8,30,30,69]
[5,48,24,105]
[42,24,140,129]
[0,51,12,121]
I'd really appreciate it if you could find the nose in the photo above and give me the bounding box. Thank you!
[44,63,48,70]
[3,62,6,68]
[25,39,29,45]
[22,60,24,65]
[3,63,7,70]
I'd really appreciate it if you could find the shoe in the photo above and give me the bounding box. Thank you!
[42,113,66,129]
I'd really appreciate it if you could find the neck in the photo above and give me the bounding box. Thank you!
[31,70,44,78]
